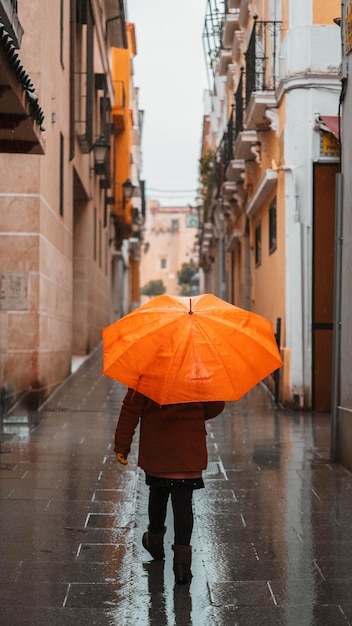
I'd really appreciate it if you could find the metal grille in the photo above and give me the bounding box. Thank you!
[246,18,282,105]
[202,0,226,87]
[235,68,244,137]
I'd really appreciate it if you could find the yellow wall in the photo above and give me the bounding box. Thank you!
[313,0,340,25]
[112,47,131,217]
[111,23,137,225]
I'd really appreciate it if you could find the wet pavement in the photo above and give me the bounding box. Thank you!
[1,348,352,625]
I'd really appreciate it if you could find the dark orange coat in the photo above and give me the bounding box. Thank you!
[114,388,225,474]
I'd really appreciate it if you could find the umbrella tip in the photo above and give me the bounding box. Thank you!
[189,298,193,314]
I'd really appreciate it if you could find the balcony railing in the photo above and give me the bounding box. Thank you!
[235,68,244,137]
[203,0,226,85]
[246,17,281,106]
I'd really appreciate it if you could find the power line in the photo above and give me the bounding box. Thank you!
[147,187,198,193]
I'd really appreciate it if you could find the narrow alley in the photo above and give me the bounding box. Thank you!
[1,348,352,626]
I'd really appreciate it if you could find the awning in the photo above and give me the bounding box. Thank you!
[319,116,339,141]
[0,20,45,154]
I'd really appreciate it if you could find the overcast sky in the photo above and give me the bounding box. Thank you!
[126,0,208,207]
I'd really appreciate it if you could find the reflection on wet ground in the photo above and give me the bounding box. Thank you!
[1,349,352,625]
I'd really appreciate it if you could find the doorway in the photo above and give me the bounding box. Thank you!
[312,162,339,410]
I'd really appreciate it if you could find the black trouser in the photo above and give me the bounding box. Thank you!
[148,483,194,546]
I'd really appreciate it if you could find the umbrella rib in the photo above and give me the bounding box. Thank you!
[192,318,240,393]
[157,324,193,401]
[103,316,180,362]
[191,316,279,397]
[157,316,239,400]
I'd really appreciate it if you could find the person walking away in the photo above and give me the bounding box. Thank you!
[114,388,225,584]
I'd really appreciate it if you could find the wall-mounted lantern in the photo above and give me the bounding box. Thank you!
[122,178,135,203]
[92,135,110,175]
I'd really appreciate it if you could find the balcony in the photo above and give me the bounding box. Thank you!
[222,10,240,49]
[245,169,278,216]
[232,29,245,62]
[234,129,259,160]
[239,0,251,29]
[219,49,232,76]
[230,69,259,164]
[221,180,237,202]
[226,63,237,91]
[105,0,127,48]
[200,222,214,259]
[245,91,277,129]
[226,158,245,184]
[244,18,281,130]
[203,0,226,81]
[112,80,127,129]
[228,0,241,8]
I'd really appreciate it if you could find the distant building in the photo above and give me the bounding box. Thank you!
[140,201,199,301]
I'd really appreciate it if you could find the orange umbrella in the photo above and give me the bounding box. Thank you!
[102,293,283,404]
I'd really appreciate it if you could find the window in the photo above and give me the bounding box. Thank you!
[160,258,167,269]
[59,133,64,216]
[75,0,94,151]
[171,219,179,233]
[186,213,199,228]
[94,208,97,261]
[255,221,262,267]
[60,0,64,67]
[269,197,277,254]
[105,231,108,275]
[99,219,102,268]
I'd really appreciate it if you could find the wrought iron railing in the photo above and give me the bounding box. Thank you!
[216,104,237,192]
[235,68,244,137]
[217,69,244,179]
[246,17,282,106]
[202,0,226,86]
[225,106,234,170]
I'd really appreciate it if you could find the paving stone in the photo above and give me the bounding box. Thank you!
[1,348,351,625]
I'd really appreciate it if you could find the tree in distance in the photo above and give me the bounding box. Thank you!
[140,279,166,298]
[177,260,199,296]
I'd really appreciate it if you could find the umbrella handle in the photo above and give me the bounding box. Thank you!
[116,453,128,465]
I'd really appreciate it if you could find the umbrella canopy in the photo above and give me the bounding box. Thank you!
[102,294,283,404]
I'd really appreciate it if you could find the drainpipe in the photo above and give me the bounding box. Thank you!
[283,166,305,407]
[216,235,223,298]
[69,0,75,161]
[244,217,251,310]
[330,176,343,462]
[331,5,346,458]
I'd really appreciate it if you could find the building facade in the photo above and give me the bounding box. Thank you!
[110,21,144,319]
[0,0,143,410]
[140,201,199,302]
[199,0,341,408]
[335,1,352,470]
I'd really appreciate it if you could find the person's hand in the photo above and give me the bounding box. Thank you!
[116,453,128,465]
